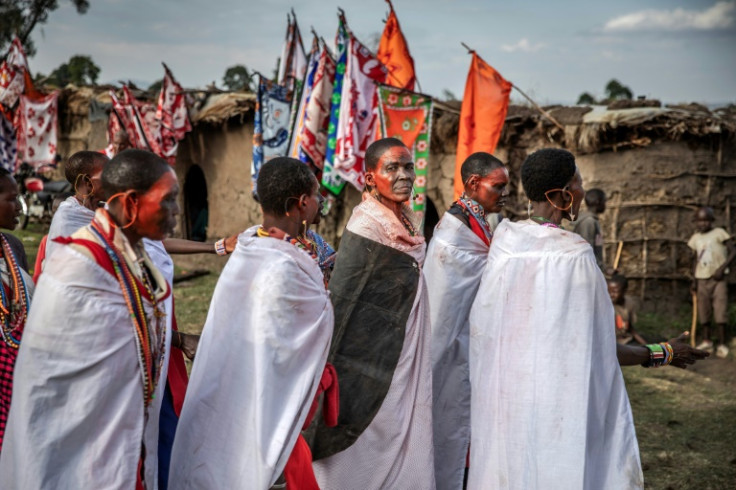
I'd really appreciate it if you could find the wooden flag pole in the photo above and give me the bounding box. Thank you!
[613,241,624,271]
[690,292,698,347]
[460,42,564,131]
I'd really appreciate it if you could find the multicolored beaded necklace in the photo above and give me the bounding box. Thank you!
[257,226,319,262]
[399,212,417,237]
[531,216,561,229]
[0,234,29,349]
[89,220,165,408]
[456,193,494,243]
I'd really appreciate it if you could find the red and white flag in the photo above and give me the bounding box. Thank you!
[277,12,307,91]
[156,64,191,162]
[0,37,29,109]
[300,44,336,169]
[333,36,387,190]
[109,87,162,156]
[15,92,58,167]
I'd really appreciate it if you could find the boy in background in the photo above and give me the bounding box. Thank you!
[688,206,735,358]
[608,274,647,345]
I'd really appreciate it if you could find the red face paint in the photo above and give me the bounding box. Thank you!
[134,169,180,240]
[470,167,509,214]
[368,146,415,204]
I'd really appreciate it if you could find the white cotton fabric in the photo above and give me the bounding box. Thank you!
[169,227,333,490]
[425,213,489,490]
[45,196,95,261]
[467,220,643,490]
[0,242,171,489]
[313,196,435,490]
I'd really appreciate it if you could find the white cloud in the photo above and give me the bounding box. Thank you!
[604,1,735,32]
[500,38,545,53]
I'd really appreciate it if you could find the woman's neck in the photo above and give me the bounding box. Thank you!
[372,194,405,221]
[530,201,564,225]
[262,214,301,238]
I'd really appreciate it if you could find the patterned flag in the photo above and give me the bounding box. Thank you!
[288,37,320,165]
[0,37,29,109]
[109,87,162,156]
[330,35,387,191]
[277,12,308,92]
[251,76,292,191]
[454,53,511,199]
[156,64,192,163]
[0,112,18,172]
[321,12,350,195]
[377,1,416,91]
[377,85,433,221]
[300,44,336,171]
[15,92,58,167]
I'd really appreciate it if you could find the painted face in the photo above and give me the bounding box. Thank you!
[367,146,415,203]
[0,176,21,230]
[566,169,585,219]
[134,169,180,240]
[469,167,510,214]
[694,210,713,233]
[607,282,625,304]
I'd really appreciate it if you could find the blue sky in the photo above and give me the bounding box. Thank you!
[27,0,736,105]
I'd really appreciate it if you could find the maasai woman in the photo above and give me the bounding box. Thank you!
[468,148,708,489]
[169,157,334,489]
[0,149,178,489]
[0,167,34,453]
[311,137,435,489]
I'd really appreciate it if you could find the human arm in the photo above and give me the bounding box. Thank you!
[616,332,709,368]
[162,235,238,255]
[712,238,735,281]
[172,330,200,360]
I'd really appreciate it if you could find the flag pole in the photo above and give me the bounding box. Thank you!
[460,42,565,131]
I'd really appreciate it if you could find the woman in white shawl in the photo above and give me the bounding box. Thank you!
[468,148,707,489]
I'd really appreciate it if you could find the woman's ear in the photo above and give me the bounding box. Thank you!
[465,175,479,192]
[365,171,375,188]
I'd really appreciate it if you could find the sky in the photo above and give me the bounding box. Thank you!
[25,0,736,106]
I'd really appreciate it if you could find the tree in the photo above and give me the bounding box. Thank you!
[222,65,253,92]
[0,1,90,56]
[604,79,633,101]
[577,92,597,105]
[47,54,99,86]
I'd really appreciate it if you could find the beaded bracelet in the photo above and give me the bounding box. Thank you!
[643,343,674,368]
[215,238,227,256]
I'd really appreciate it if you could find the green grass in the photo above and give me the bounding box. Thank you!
[10,224,736,488]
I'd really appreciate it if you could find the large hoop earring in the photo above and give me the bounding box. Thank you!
[74,174,93,199]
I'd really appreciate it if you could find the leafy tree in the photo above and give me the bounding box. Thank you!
[604,79,633,101]
[148,78,163,93]
[47,54,99,86]
[222,65,253,92]
[0,1,90,56]
[577,92,597,105]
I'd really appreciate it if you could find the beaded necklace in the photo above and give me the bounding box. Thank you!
[89,220,165,408]
[456,193,494,243]
[257,226,319,263]
[399,213,417,237]
[0,234,29,349]
[531,216,561,229]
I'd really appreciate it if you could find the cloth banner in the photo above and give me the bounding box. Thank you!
[329,36,386,192]
[288,37,320,165]
[0,37,28,109]
[377,85,433,221]
[252,77,292,191]
[109,87,162,155]
[15,92,58,167]
[278,13,308,92]
[0,112,17,172]
[156,64,191,163]
[377,4,416,91]
[321,13,350,195]
[299,45,336,171]
[454,52,512,199]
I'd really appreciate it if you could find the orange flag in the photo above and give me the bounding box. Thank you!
[377,0,416,91]
[454,53,512,199]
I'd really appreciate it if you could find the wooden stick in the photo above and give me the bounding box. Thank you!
[613,241,624,271]
[690,292,698,347]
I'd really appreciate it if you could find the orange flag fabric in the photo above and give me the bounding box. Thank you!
[454,53,512,199]
[377,2,416,91]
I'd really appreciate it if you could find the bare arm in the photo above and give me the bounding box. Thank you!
[162,235,238,255]
[713,239,736,280]
[617,332,709,368]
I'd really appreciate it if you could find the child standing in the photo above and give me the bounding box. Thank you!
[688,206,735,358]
[607,274,647,345]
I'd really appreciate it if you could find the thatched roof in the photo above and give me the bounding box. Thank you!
[190,92,256,126]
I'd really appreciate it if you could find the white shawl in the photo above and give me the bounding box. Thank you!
[0,235,171,489]
[45,196,95,261]
[425,213,489,490]
[467,220,643,489]
[313,196,435,490]
[169,227,333,489]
